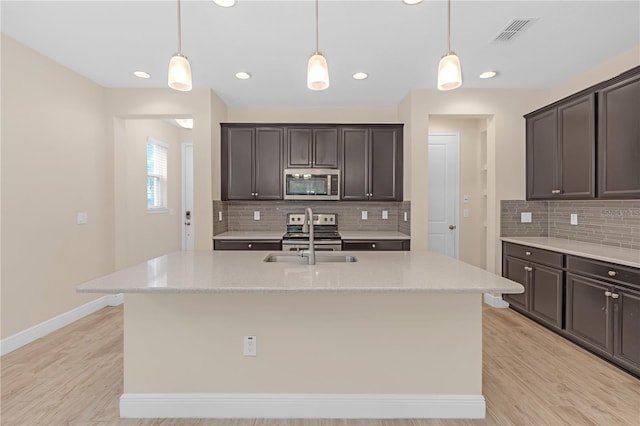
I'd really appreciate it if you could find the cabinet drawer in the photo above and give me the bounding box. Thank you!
[567,256,640,287]
[503,242,564,268]
[214,240,282,251]
[342,240,408,251]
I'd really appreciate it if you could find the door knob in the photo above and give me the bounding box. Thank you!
[449,225,456,230]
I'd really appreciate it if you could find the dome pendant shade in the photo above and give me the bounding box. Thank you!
[437,52,462,91]
[168,53,192,91]
[307,53,330,91]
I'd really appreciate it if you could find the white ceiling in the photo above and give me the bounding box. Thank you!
[2,1,639,106]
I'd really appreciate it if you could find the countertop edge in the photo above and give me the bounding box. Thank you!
[501,237,640,269]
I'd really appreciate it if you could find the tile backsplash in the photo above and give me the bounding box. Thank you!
[213,200,411,235]
[501,199,640,250]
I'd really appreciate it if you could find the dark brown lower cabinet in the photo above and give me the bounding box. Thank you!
[214,240,282,251]
[503,255,563,330]
[342,240,410,251]
[566,273,640,376]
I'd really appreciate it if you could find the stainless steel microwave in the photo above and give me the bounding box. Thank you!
[284,168,340,200]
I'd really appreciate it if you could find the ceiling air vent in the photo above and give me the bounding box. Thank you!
[493,18,537,42]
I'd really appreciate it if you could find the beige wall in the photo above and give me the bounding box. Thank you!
[114,119,185,269]
[124,293,482,394]
[226,106,398,124]
[1,35,112,338]
[403,89,550,273]
[428,116,486,268]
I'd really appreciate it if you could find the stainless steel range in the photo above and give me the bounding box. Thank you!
[282,212,342,252]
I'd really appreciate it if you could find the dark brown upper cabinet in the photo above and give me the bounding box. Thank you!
[598,71,640,198]
[341,125,403,201]
[286,127,339,168]
[526,93,595,200]
[221,125,283,200]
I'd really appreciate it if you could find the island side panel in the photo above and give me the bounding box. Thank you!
[123,293,482,395]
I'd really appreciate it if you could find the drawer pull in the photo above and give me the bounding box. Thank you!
[604,291,612,297]
[372,244,376,249]
[608,270,617,277]
[611,293,620,299]
[248,244,252,248]
[525,251,532,256]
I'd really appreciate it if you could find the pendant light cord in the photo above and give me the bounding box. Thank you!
[447,0,451,53]
[315,0,320,54]
[177,0,182,54]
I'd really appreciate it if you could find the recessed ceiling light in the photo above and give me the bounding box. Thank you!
[175,118,193,129]
[133,71,150,79]
[402,0,424,4]
[479,71,497,79]
[353,72,368,80]
[235,71,251,80]
[213,0,236,7]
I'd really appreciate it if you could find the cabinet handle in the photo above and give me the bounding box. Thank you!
[248,244,252,249]
[608,270,617,277]
[525,251,531,256]
[255,192,259,197]
[372,243,376,249]
[611,293,620,299]
[604,291,612,297]
[552,189,561,194]
[524,266,533,272]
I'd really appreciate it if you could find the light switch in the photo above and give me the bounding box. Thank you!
[77,212,88,225]
[570,214,578,225]
[463,195,470,204]
[382,210,388,220]
[361,211,368,220]
[253,211,260,221]
[521,212,532,223]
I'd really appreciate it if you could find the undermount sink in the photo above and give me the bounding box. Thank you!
[263,253,358,263]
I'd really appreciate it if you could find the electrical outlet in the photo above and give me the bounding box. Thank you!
[253,211,260,221]
[382,210,388,220]
[218,211,223,222]
[361,211,368,220]
[243,336,257,356]
[521,212,532,223]
[77,212,88,225]
[570,213,578,226]
[463,209,470,218]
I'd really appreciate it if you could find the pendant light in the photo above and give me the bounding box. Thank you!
[168,0,192,91]
[307,0,329,91]
[437,0,462,91]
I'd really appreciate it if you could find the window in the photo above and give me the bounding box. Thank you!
[147,139,168,211]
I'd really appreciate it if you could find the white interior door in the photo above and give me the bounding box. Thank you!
[428,133,459,258]
[182,143,194,251]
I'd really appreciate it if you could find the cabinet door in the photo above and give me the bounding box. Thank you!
[503,256,530,312]
[341,128,369,200]
[286,128,312,168]
[370,127,402,201]
[254,127,283,200]
[557,94,595,198]
[529,264,564,329]
[313,128,339,168]
[613,286,640,375]
[565,273,613,355]
[224,127,254,200]
[526,109,557,199]
[598,73,640,198]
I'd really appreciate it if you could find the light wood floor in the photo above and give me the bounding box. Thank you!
[2,304,639,426]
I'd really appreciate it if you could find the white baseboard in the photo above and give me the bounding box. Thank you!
[1,293,123,356]
[484,293,509,308]
[120,393,486,419]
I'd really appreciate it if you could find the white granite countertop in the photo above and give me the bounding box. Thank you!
[213,231,410,240]
[213,231,284,240]
[340,231,410,240]
[501,237,640,269]
[77,250,522,294]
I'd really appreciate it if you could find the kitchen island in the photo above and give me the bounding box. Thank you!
[77,250,523,420]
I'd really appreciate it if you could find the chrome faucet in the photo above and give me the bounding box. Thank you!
[301,207,316,265]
